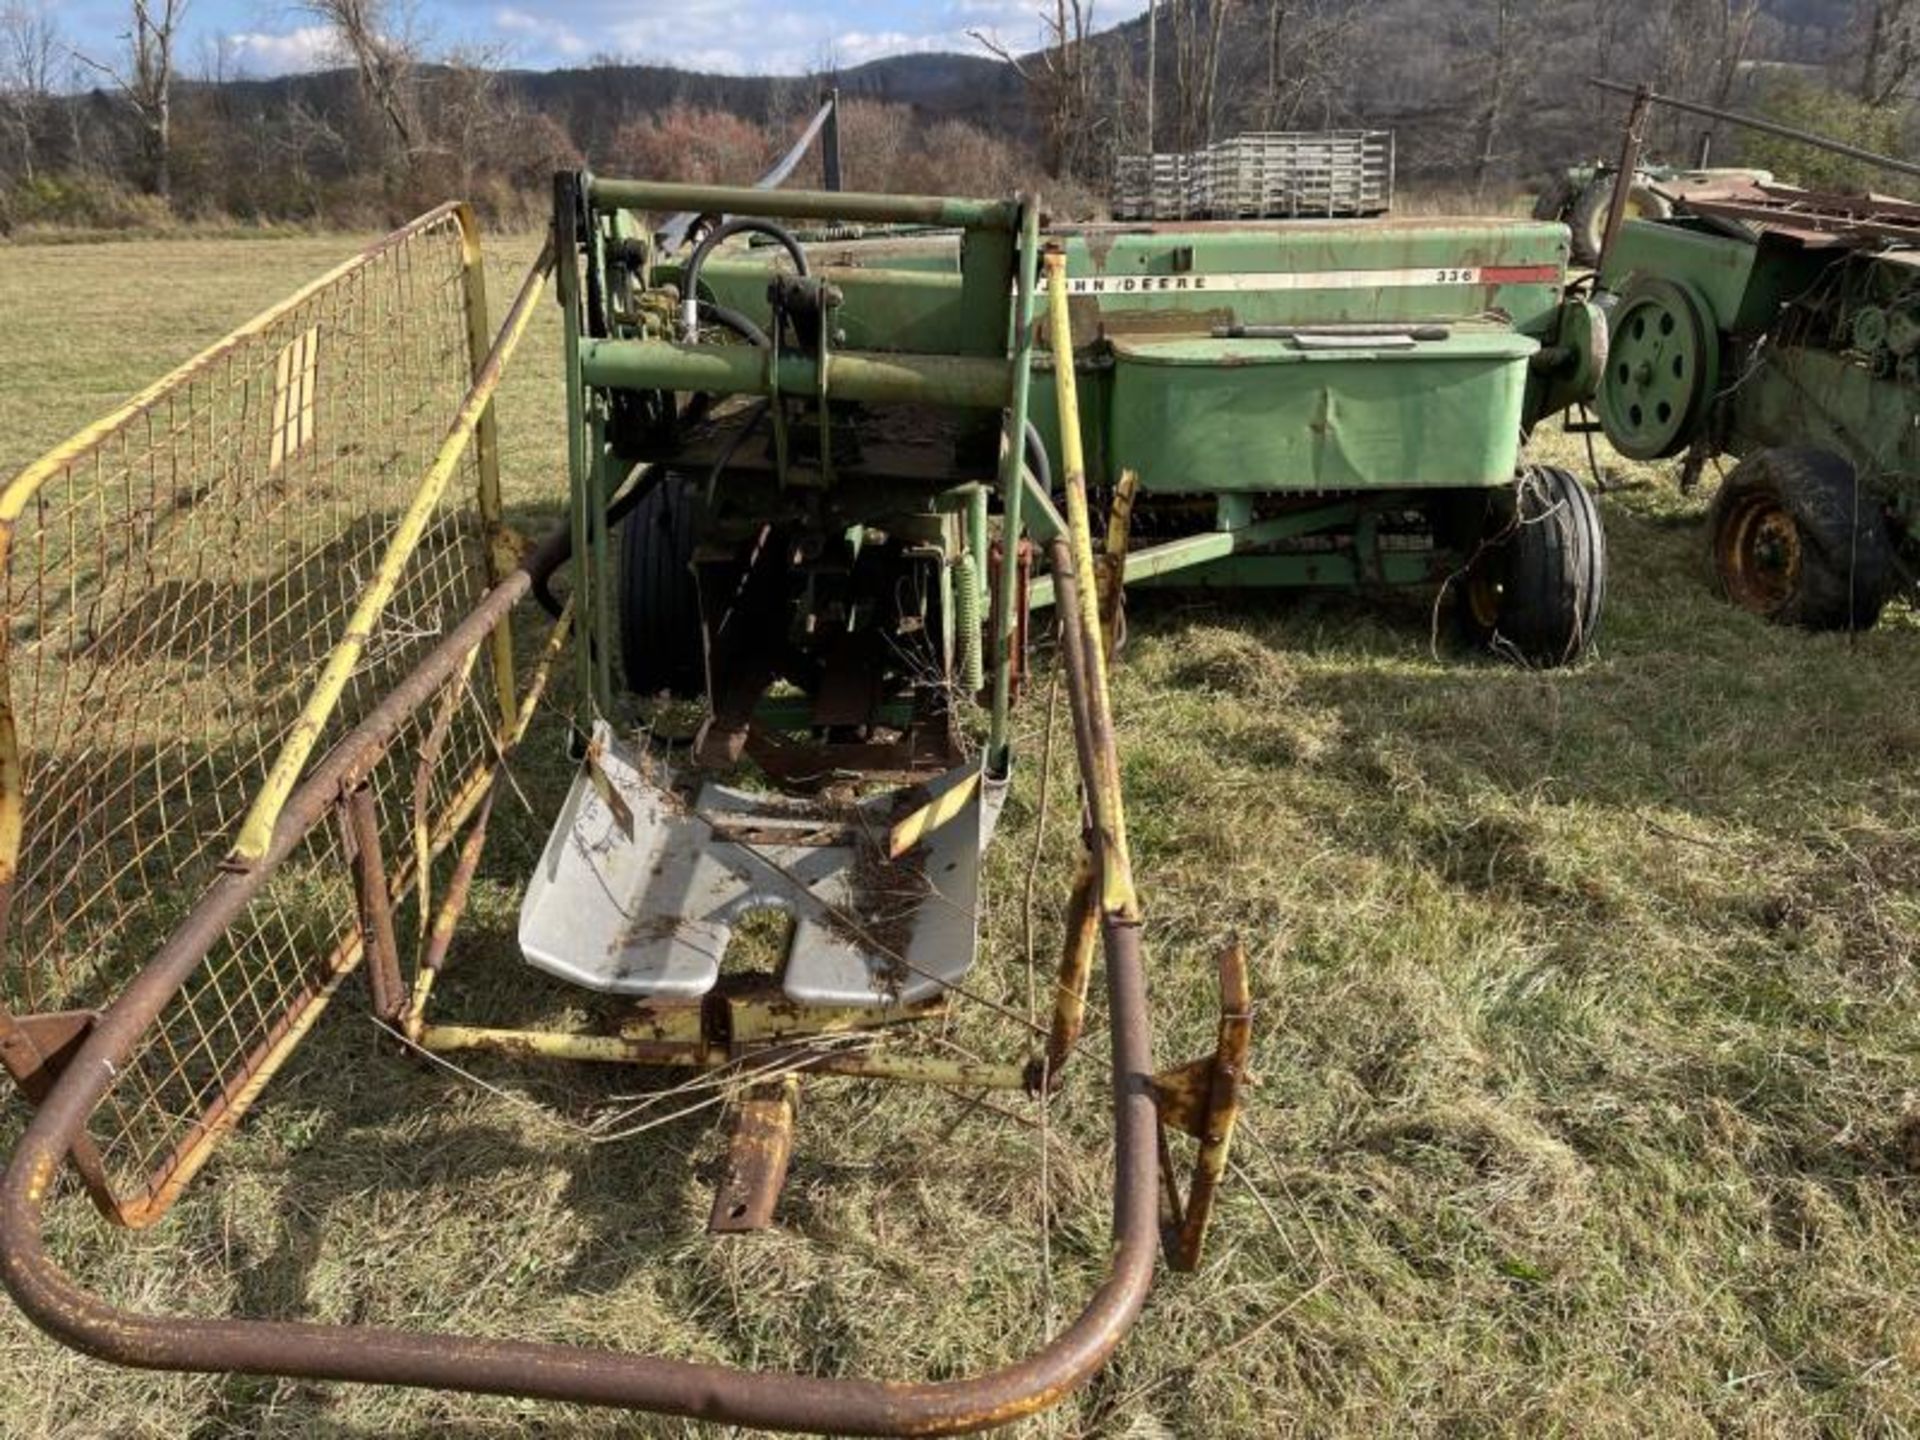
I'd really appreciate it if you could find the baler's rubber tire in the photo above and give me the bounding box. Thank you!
[1532,177,1574,223]
[1707,447,1891,631]
[619,470,707,698]
[1457,465,1607,667]
[1568,176,1672,266]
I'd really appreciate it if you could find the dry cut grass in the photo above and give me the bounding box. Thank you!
[0,235,1918,1439]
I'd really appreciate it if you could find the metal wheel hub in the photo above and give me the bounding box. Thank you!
[1598,278,1718,460]
[1716,491,1802,615]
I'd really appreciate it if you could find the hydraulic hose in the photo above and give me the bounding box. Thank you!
[680,217,809,339]
[528,465,664,619]
[1024,418,1052,496]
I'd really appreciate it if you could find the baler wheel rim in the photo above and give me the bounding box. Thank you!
[1715,490,1803,616]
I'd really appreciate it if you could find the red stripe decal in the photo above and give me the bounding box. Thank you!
[1480,264,1561,285]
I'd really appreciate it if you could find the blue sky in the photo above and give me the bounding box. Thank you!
[51,1,1147,79]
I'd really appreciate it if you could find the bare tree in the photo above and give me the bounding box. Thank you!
[1254,1,1357,131]
[1470,0,1520,193]
[972,2,1098,180]
[1858,0,1920,105]
[1165,0,1233,152]
[74,0,185,198]
[0,1,60,182]
[300,0,420,158]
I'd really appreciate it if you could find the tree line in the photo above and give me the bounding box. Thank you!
[0,0,1913,234]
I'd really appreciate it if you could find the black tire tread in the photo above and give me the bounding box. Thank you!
[1568,176,1672,266]
[1459,465,1607,666]
[619,471,707,697]
[1707,446,1891,631]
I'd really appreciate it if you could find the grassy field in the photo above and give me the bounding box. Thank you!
[2,230,1920,1440]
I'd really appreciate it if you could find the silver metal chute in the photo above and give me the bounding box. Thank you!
[519,723,1006,1006]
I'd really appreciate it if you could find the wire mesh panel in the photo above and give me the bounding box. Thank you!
[0,204,510,1223]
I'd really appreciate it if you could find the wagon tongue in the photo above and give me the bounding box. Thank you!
[518,722,1004,1006]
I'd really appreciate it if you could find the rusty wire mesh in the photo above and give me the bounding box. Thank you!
[0,205,510,1220]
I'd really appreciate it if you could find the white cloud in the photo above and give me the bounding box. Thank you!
[494,6,589,59]
[199,1,1155,79]
[223,24,335,76]
[832,30,945,66]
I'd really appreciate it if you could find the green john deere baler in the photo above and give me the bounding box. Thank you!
[681,207,1610,681]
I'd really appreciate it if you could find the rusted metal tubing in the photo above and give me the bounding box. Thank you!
[1,915,1154,1432]
[344,786,406,1025]
[588,177,1020,231]
[578,339,1010,410]
[406,782,497,1040]
[1600,84,1654,271]
[420,785,495,982]
[0,556,1160,1433]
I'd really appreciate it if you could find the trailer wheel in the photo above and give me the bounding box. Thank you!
[1532,176,1575,223]
[1568,175,1672,266]
[619,470,708,698]
[1708,447,1891,631]
[1457,465,1607,666]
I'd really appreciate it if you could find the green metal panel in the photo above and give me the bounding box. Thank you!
[1599,219,1760,331]
[1100,330,1536,492]
[1735,345,1920,489]
[1048,219,1570,331]
[682,259,974,354]
[1601,218,1833,335]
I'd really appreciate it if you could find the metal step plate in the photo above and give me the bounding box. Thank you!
[519,723,1006,1005]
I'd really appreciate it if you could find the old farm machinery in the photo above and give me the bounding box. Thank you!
[0,96,1605,1432]
[1590,79,1920,631]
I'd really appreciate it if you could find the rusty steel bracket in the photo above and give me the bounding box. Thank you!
[709,1074,802,1232]
[0,1008,118,1216]
[1151,942,1253,1272]
[1098,469,1138,657]
[0,1008,95,1103]
[341,784,407,1027]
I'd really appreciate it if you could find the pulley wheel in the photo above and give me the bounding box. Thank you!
[1598,278,1719,461]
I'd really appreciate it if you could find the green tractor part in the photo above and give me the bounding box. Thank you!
[1537,160,1773,268]
[1589,79,1920,631]
[684,207,1609,671]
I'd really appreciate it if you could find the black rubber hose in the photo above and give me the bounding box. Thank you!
[528,394,770,622]
[699,299,769,348]
[679,217,808,338]
[527,465,665,619]
[1024,419,1052,495]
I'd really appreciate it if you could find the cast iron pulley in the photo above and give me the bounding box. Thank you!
[1597,277,1720,461]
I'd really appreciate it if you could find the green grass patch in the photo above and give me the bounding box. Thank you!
[1,238,1918,1437]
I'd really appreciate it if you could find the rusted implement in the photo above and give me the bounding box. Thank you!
[0,184,1243,1433]
[0,93,1294,1426]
